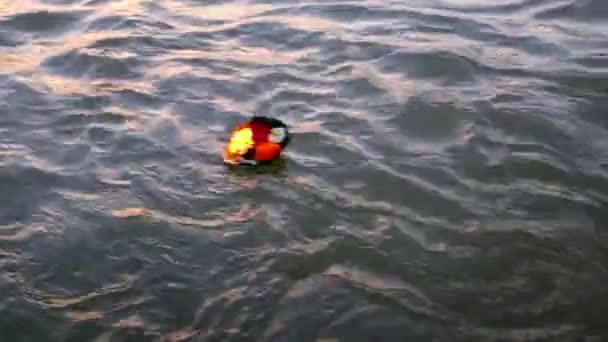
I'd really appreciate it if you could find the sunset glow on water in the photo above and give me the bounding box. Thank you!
[1,0,608,340]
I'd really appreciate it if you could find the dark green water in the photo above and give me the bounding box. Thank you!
[1,0,608,341]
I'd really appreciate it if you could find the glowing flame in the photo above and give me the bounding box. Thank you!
[227,127,254,156]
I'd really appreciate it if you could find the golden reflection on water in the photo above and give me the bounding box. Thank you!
[0,1,40,15]
[112,207,149,218]
[167,0,344,32]
[0,0,340,102]
[0,31,131,74]
[92,0,148,17]
[160,0,344,35]
[113,315,147,329]
[162,44,307,66]
[0,0,347,105]
[28,73,97,95]
[0,51,38,74]
[162,2,275,21]
[111,203,264,228]
[65,310,104,322]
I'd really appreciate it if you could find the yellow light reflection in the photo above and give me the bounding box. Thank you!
[164,45,305,65]
[227,127,253,155]
[162,2,274,21]
[0,31,131,74]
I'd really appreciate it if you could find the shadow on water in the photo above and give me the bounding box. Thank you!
[223,156,289,178]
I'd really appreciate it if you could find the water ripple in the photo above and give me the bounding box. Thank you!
[1,0,608,340]
[0,9,87,34]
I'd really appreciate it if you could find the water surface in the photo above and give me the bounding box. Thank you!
[1,0,608,341]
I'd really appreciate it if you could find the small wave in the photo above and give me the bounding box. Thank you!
[0,223,48,242]
[535,0,608,21]
[87,35,167,55]
[376,51,479,84]
[570,54,608,72]
[0,31,25,47]
[436,0,557,14]
[65,111,128,127]
[0,10,87,33]
[43,48,144,79]
[387,97,474,142]
[86,15,173,32]
[1,0,608,340]
[0,165,57,225]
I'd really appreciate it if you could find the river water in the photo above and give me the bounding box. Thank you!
[1,0,608,341]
